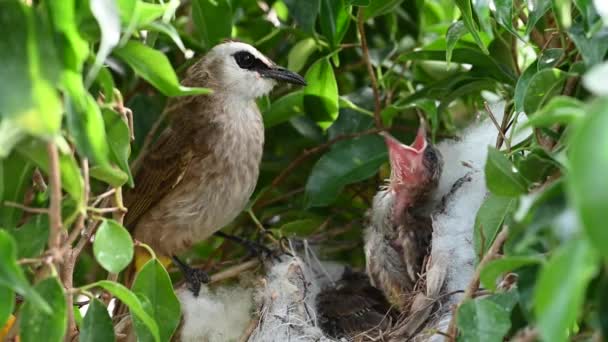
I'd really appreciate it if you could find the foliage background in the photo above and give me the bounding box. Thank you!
[0,0,607,341]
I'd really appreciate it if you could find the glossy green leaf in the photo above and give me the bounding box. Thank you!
[567,21,608,67]
[0,2,62,136]
[473,0,492,35]
[284,0,320,33]
[17,139,84,204]
[84,280,160,342]
[132,259,181,342]
[89,164,129,187]
[526,0,552,35]
[522,68,568,115]
[363,0,404,19]
[513,61,538,113]
[0,230,50,313]
[93,219,134,274]
[288,39,318,74]
[521,96,585,129]
[20,277,66,342]
[305,135,386,207]
[80,299,115,342]
[304,58,339,128]
[8,215,49,259]
[485,148,528,197]
[87,0,121,85]
[538,48,565,70]
[493,0,519,37]
[446,21,467,66]
[535,238,599,342]
[64,72,111,167]
[192,0,232,48]
[0,285,14,332]
[102,109,134,187]
[474,195,516,260]
[457,292,518,342]
[0,153,34,228]
[264,91,305,128]
[454,0,489,54]
[320,0,351,48]
[568,98,608,260]
[47,0,88,72]
[114,41,211,97]
[552,0,572,28]
[480,256,543,291]
[278,218,323,236]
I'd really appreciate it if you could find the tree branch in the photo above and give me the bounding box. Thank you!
[46,142,63,260]
[357,9,383,129]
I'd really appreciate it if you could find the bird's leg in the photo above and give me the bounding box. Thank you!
[172,255,210,297]
[213,231,275,259]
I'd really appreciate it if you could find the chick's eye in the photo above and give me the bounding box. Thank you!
[234,51,255,69]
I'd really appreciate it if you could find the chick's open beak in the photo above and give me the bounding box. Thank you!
[381,127,428,185]
[260,66,307,86]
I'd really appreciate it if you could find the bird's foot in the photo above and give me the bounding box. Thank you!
[214,231,279,261]
[172,255,210,297]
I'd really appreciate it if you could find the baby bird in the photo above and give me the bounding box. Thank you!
[364,127,443,308]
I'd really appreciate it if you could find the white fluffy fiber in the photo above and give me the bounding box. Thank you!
[177,285,254,342]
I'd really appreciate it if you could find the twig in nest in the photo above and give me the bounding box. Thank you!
[446,226,509,340]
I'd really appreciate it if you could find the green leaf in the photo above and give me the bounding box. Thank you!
[535,238,599,342]
[8,215,49,259]
[457,292,518,342]
[0,153,34,228]
[521,96,585,129]
[552,0,572,28]
[0,230,50,313]
[0,285,14,332]
[347,0,370,6]
[446,21,467,66]
[526,0,551,36]
[191,0,232,48]
[16,139,84,204]
[399,49,515,84]
[93,219,134,274]
[63,71,111,167]
[454,0,489,54]
[493,0,519,37]
[84,281,160,342]
[102,109,134,187]
[474,195,516,260]
[305,135,386,207]
[485,147,528,197]
[47,0,88,72]
[264,91,305,128]
[87,0,121,85]
[363,0,404,20]
[522,68,568,115]
[132,260,181,342]
[278,218,323,236]
[284,0,320,33]
[538,48,565,70]
[320,0,351,48]
[567,22,608,67]
[303,58,339,128]
[568,98,608,260]
[288,39,318,73]
[0,2,62,136]
[20,277,66,342]
[513,61,539,113]
[80,299,115,342]
[114,41,211,97]
[480,256,543,291]
[473,0,493,36]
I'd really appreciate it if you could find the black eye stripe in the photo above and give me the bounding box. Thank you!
[233,50,269,71]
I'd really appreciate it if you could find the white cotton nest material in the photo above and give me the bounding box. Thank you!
[248,250,344,342]
[177,285,254,342]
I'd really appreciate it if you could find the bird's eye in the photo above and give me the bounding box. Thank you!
[234,51,255,69]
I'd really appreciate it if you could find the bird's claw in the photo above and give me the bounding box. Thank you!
[172,255,210,297]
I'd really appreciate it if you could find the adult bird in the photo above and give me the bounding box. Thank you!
[122,41,306,293]
[364,127,443,309]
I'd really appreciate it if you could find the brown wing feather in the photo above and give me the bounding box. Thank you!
[123,128,194,229]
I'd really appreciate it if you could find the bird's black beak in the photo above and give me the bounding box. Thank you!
[260,66,307,86]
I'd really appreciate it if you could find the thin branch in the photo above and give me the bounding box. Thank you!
[3,201,49,214]
[210,259,260,283]
[486,102,511,152]
[446,226,510,340]
[357,9,383,129]
[46,142,63,259]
